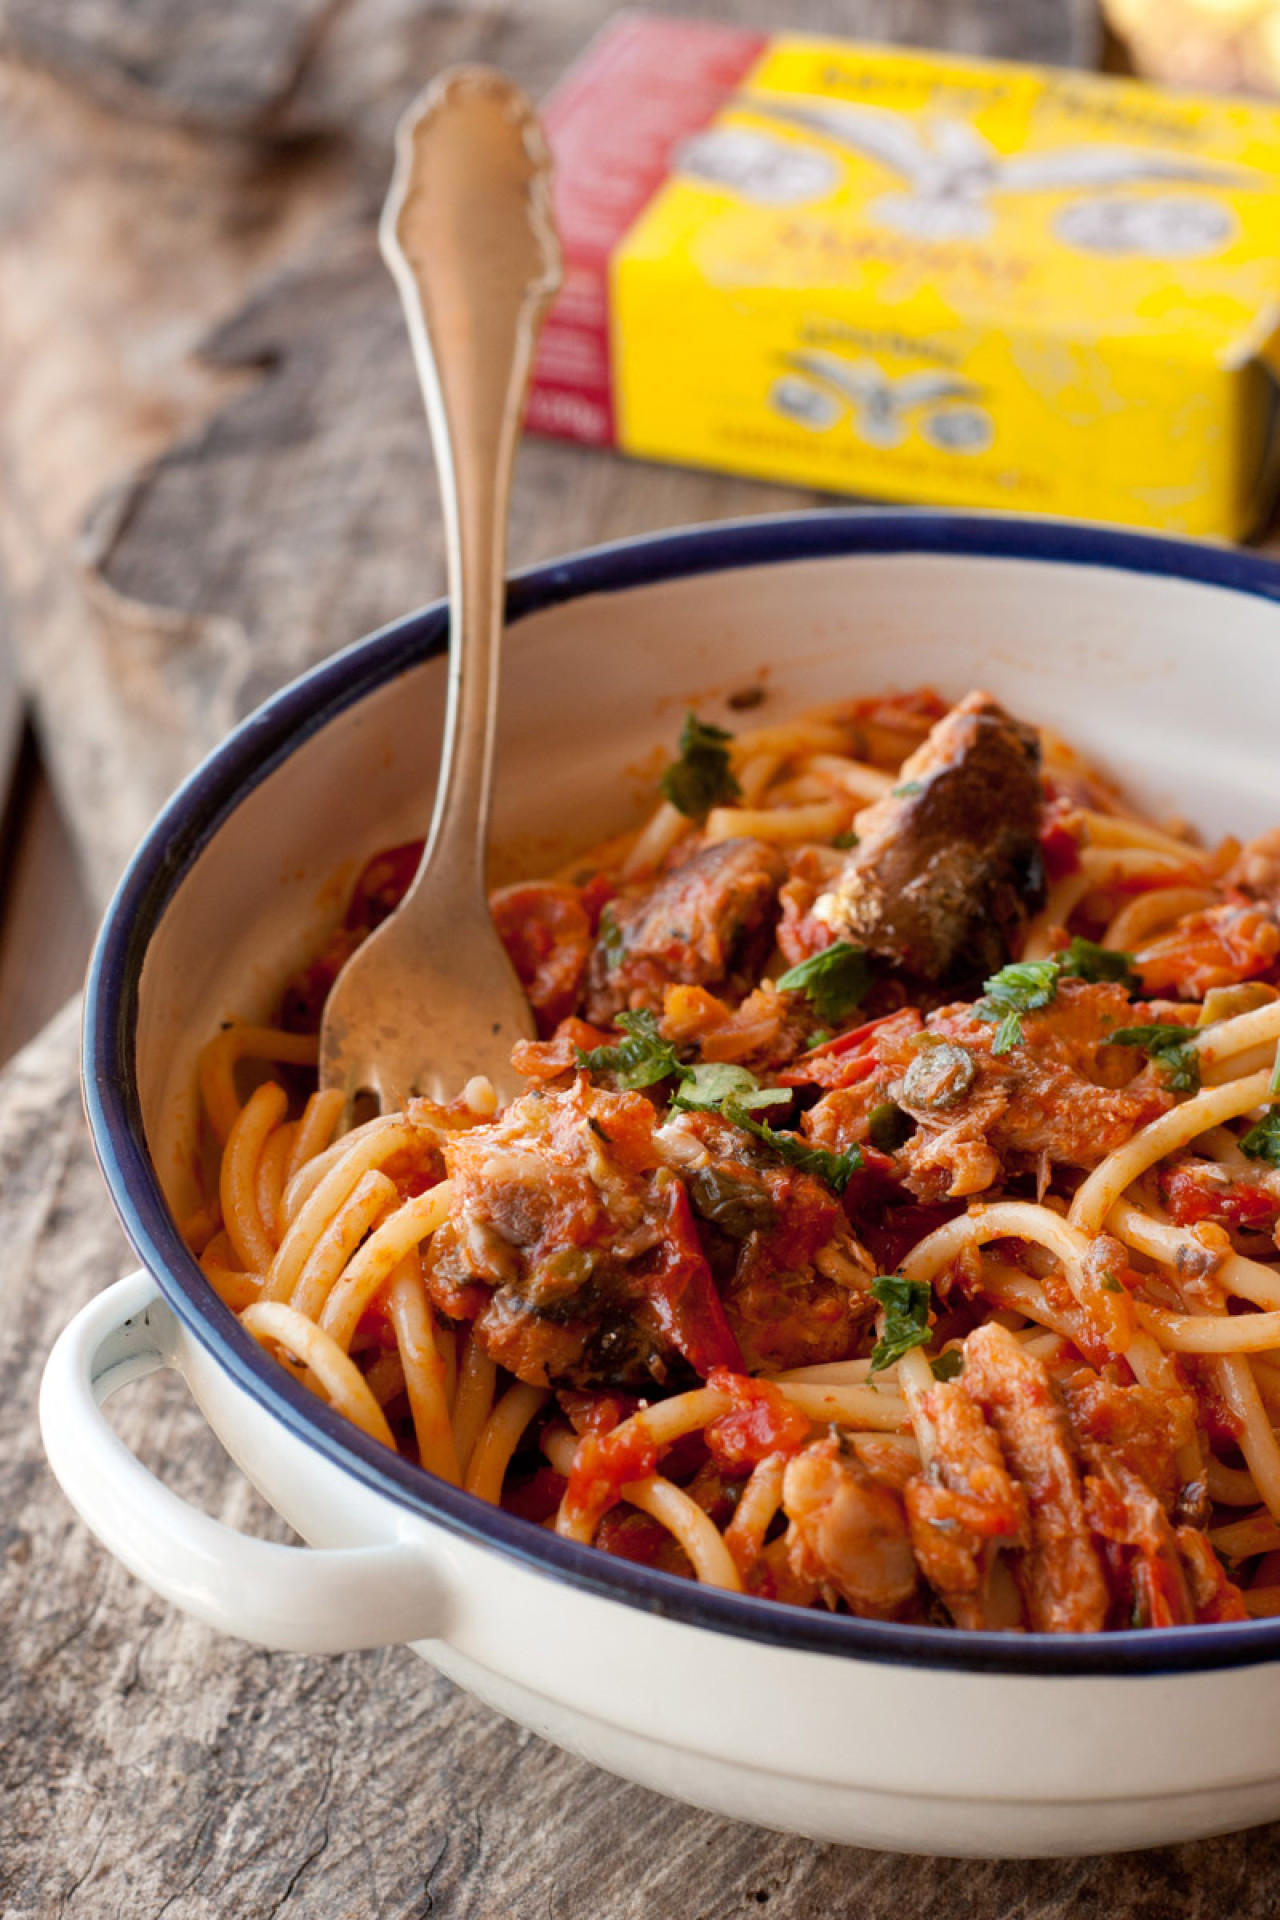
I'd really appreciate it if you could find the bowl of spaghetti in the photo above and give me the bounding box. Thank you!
[45,509,1280,1857]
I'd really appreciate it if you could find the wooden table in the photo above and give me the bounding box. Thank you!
[6,3,1280,1912]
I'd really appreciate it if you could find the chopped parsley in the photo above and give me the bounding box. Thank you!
[1242,1110,1280,1166]
[975,958,1061,1055]
[1110,1023,1201,1094]
[930,1349,965,1382]
[597,902,625,966]
[670,1062,791,1116]
[869,1274,933,1374]
[892,780,923,797]
[777,940,871,1026]
[575,1010,684,1089]
[1241,1044,1280,1162]
[579,1022,798,1120]
[659,713,741,820]
[723,1098,863,1194]
[831,829,860,850]
[973,942,1141,1055]
[1056,935,1140,993]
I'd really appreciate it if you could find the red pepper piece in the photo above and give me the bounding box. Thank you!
[704,1368,811,1470]
[779,1009,922,1089]
[562,1422,660,1538]
[635,1181,745,1379]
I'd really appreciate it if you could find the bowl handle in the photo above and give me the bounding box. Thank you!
[39,1270,449,1653]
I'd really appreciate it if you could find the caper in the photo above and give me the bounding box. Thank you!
[900,1040,976,1111]
[687,1165,777,1239]
[868,1101,914,1153]
[535,1246,596,1299]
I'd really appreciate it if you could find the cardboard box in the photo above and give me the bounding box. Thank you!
[528,13,1280,538]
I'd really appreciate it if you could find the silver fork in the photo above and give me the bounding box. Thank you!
[318,67,561,1116]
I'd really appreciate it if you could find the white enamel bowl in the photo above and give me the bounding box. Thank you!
[41,511,1280,1858]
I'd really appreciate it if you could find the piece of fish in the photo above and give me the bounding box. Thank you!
[585,836,786,1022]
[818,691,1044,983]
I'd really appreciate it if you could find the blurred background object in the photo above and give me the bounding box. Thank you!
[1103,0,1280,94]
[528,16,1280,542]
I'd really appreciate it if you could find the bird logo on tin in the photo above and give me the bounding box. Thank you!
[719,96,1249,244]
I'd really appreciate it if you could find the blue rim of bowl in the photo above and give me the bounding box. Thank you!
[84,507,1280,1677]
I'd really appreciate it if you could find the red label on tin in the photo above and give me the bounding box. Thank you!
[528,13,766,448]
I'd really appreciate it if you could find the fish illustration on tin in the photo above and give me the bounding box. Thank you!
[772,349,990,450]
[1053,194,1238,255]
[728,97,1248,241]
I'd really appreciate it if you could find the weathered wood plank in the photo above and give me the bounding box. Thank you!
[0,0,1100,141]
[0,0,334,132]
[0,54,361,903]
[9,3,1280,1911]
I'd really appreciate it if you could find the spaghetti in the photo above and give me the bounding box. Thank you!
[190,684,1280,1632]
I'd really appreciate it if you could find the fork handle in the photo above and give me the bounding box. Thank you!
[381,69,561,900]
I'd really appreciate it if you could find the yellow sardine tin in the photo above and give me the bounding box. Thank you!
[530,14,1280,538]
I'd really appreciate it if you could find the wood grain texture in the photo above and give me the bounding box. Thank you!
[0,56,357,905]
[8,1,1280,1911]
[0,0,336,132]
